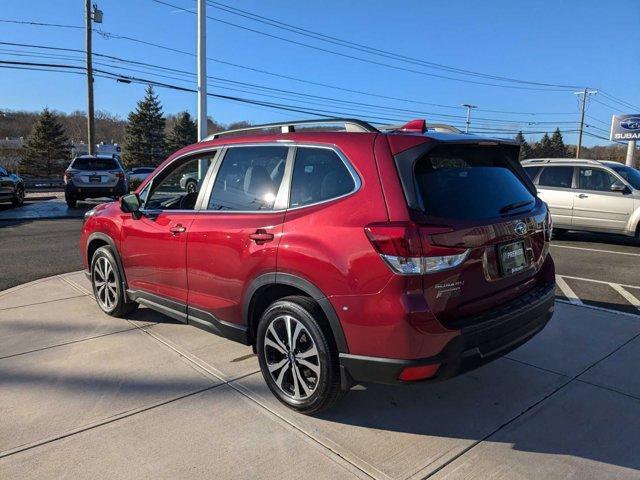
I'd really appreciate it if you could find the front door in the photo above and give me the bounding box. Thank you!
[572,166,635,232]
[120,154,215,312]
[186,145,290,329]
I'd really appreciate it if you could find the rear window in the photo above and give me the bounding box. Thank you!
[414,145,535,220]
[71,157,118,171]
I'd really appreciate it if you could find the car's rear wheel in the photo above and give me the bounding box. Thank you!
[65,195,77,208]
[91,246,138,317]
[256,296,344,414]
[11,185,24,207]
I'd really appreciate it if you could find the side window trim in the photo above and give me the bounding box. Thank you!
[201,144,294,213]
[286,144,361,211]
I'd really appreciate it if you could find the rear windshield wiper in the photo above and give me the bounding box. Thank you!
[499,200,533,215]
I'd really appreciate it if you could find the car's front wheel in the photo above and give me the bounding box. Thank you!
[11,185,24,207]
[65,195,77,208]
[91,246,138,317]
[256,296,344,414]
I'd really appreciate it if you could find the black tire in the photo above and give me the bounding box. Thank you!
[185,179,197,194]
[90,246,138,317]
[65,195,77,208]
[256,295,344,414]
[552,228,567,238]
[11,185,24,207]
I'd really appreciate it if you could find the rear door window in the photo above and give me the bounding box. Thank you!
[207,146,288,211]
[290,147,356,208]
[537,166,574,189]
[413,145,535,220]
[72,157,118,171]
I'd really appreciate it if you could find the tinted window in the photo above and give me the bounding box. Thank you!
[609,164,640,189]
[578,168,618,191]
[523,166,542,181]
[414,145,535,220]
[71,157,118,171]
[146,156,213,210]
[208,146,288,211]
[538,166,573,188]
[290,148,355,208]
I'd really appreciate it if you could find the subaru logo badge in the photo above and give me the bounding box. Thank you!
[514,222,527,236]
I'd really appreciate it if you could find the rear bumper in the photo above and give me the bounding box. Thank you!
[66,182,127,198]
[339,282,555,385]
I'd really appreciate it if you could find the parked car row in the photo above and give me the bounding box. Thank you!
[523,158,640,239]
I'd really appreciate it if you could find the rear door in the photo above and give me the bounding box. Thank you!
[405,143,551,324]
[535,165,575,228]
[185,145,290,329]
[572,166,635,232]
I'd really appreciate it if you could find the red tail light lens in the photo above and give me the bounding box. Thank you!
[63,171,74,184]
[365,222,469,275]
[116,172,125,181]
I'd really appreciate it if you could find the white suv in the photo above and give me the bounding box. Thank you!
[522,158,640,239]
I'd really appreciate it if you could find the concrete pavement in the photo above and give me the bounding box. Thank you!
[1,272,639,479]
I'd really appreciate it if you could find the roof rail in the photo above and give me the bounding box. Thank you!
[522,158,602,165]
[202,118,379,141]
[379,122,462,134]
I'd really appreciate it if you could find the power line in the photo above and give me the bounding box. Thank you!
[202,0,583,90]
[599,90,640,112]
[151,0,575,92]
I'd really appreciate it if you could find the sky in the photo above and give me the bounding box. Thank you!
[0,0,639,146]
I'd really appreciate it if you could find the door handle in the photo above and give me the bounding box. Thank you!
[577,194,588,199]
[169,224,187,235]
[249,229,274,244]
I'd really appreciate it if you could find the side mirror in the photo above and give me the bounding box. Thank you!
[120,193,142,218]
[610,181,627,193]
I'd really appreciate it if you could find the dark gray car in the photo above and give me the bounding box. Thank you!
[0,166,25,207]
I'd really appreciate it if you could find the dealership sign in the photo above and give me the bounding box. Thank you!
[610,114,640,141]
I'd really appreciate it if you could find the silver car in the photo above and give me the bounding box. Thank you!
[522,158,640,239]
[64,155,129,208]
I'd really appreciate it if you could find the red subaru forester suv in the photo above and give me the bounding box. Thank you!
[81,118,555,414]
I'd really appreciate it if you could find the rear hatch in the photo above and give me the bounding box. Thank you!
[68,157,122,187]
[395,140,551,327]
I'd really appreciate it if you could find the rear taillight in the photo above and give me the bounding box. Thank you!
[365,222,469,275]
[63,171,74,184]
[115,172,125,181]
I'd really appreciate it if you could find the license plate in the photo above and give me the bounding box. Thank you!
[498,241,527,276]
[89,175,101,183]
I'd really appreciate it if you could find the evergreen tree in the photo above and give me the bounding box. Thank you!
[535,133,553,158]
[21,108,71,175]
[166,111,197,153]
[123,85,166,167]
[515,131,534,160]
[550,128,568,158]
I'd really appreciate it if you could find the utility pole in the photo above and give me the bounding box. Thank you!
[574,88,597,158]
[462,104,476,133]
[85,2,102,156]
[197,0,208,178]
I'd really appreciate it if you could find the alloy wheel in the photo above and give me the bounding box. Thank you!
[263,315,321,400]
[93,256,118,310]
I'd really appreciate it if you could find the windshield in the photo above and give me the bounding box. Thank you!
[71,157,118,171]
[609,164,640,190]
[414,145,536,220]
